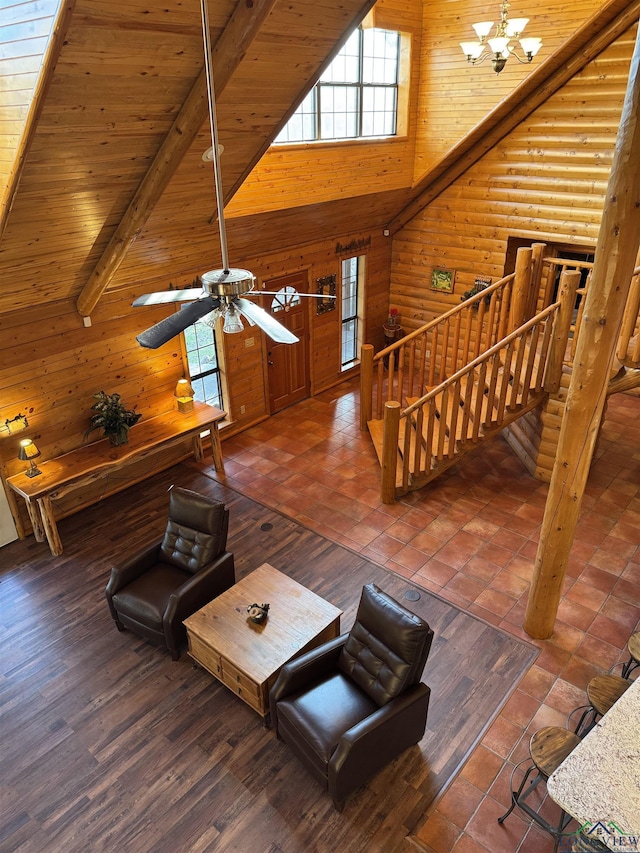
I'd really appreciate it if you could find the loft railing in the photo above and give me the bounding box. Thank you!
[538,258,640,367]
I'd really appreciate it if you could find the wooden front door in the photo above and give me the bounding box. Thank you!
[264,272,310,414]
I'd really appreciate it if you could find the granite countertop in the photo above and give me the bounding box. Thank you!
[547,677,640,850]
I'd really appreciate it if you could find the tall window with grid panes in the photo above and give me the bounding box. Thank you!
[341,256,364,370]
[275,27,400,144]
[182,318,223,410]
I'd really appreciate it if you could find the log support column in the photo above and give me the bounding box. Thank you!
[524,27,640,639]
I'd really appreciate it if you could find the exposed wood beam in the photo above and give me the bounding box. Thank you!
[75,0,277,318]
[524,22,640,639]
[387,0,640,235]
[0,0,77,240]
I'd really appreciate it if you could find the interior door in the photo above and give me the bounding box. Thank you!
[264,272,310,414]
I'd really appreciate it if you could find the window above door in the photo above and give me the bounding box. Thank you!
[274,27,402,145]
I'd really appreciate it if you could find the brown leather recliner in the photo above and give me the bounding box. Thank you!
[105,487,235,659]
[269,582,433,809]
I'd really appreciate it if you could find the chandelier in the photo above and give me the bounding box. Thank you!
[460,1,542,74]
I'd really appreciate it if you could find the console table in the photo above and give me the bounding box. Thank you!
[7,401,225,556]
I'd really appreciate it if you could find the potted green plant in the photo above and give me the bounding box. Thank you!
[85,391,142,446]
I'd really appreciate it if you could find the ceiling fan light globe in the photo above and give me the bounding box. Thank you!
[223,304,244,334]
[198,308,222,329]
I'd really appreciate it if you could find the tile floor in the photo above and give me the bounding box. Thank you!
[202,378,640,853]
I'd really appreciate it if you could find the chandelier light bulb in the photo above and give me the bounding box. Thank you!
[460,41,485,61]
[488,36,510,57]
[505,17,528,37]
[472,21,494,40]
[520,37,542,57]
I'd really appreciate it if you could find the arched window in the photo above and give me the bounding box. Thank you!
[271,286,301,313]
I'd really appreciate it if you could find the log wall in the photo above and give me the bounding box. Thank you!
[503,369,571,481]
[415,0,609,179]
[390,27,636,336]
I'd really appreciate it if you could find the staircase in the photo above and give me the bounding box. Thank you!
[361,246,640,503]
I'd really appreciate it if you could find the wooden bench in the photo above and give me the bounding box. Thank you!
[7,402,225,556]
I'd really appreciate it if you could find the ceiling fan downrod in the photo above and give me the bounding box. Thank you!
[200,0,232,276]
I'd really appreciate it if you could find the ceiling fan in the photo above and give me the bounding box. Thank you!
[133,0,330,350]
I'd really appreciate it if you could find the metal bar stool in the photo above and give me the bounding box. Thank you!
[621,631,640,679]
[573,674,632,736]
[498,726,581,853]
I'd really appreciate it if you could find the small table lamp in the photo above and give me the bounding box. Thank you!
[18,438,42,477]
[175,378,195,413]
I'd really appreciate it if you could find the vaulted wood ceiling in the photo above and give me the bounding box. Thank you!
[0,0,377,316]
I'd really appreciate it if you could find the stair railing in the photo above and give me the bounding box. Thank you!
[378,268,581,502]
[380,305,557,501]
[617,264,640,366]
[360,272,515,430]
[360,245,542,430]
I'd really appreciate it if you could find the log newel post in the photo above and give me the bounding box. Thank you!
[509,247,533,332]
[543,269,581,393]
[380,401,401,504]
[360,344,374,431]
[529,242,547,316]
[524,25,640,640]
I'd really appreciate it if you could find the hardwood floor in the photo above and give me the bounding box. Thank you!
[1,465,536,853]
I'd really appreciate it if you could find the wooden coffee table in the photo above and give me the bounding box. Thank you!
[183,563,342,721]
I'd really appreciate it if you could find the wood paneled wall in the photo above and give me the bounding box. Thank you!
[415,0,609,179]
[0,226,390,534]
[390,25,636,335]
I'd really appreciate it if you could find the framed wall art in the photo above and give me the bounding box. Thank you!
[316,274,336,314]
[431,268,456,293]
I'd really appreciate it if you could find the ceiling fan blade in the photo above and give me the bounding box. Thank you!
[136,296,220,349]
[133,288,204,307]
[235,297,299,344]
